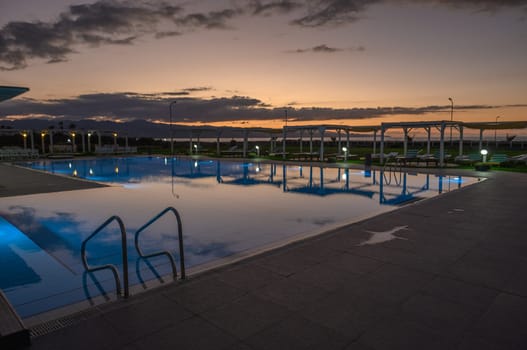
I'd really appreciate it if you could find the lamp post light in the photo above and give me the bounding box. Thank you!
[22,132,27,150]
[255,145,260,157]
[480,149,488,163]
[448,97,454,145]
[193,144,198,154]
[41,132,46,154]
[495,116,500,148]
[87,132,92,153]
[169,101,177,155]
[342,146,348,161]
[113,132,118,149]
[71,132,76,152]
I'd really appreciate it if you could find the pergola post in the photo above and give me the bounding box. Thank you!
[81,131,86,153]
[380,125,385,165]
[299,129,303,153]
[282,127,287,159]
[216,131,221,156]
[29,131,34,152]
[337,129,342,155]
[458,126,464,156]
[372,130,377,155]
[479,129,484,150]
[346,129,350,151]
[403,127,408,156]
[439,122,446,167]
[319,127,325,161]
[189,132,193,154]
[87,132,92,153]
[243,129,248,158]
[125,135,129,151]
[98,132,102,148]
[309,129,313,154]
[49,131,54,153]
[426,127,431,154]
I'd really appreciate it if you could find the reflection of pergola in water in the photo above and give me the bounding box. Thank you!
[282,165,460,205]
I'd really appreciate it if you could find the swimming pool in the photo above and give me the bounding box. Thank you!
[1,157,477,320]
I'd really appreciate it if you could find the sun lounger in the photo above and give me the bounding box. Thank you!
[489,153,509,164]
[396,149,421,165]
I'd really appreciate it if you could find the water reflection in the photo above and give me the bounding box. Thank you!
[2,157,477,318]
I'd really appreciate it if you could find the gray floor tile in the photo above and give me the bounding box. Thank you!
[201,294,290,339]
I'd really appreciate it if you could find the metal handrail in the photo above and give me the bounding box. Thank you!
[81,215,129,298]
[134,207,186,280]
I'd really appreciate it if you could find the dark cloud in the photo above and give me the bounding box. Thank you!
[0,0,182,70]
[248,1,303,15]
[175,9,241,29]
[288,44,365,53]
[290,0,527,27]
[183,87,214,92]
[0,91,513,124]
[1,0,525,70]
[154,31,181,39]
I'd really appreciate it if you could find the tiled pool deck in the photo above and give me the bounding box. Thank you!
[2,163,527,349]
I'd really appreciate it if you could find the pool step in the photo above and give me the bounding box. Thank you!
[0,290,30,348]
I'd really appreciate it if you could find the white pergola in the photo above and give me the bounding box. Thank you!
[378,120,460,166]
[282,125,355,160]
[185,127,281,157]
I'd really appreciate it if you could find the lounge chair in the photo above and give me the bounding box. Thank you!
[455,153,480,164]
[396,149,421,165]
[489,153,509,164]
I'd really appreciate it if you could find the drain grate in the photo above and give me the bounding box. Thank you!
[30,309,100,338]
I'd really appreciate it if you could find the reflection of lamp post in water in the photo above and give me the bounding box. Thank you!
[495,116,500,148]
[448,97,454,145]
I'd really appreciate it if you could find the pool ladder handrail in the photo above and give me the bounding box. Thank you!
[81,215,129,298]
[134,206,186,280]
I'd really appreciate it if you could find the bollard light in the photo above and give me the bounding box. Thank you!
[480,149,488,163]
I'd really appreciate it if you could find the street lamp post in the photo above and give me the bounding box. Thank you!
[71,132,76,152]
[495,116,500,148]
[41,132,46,154]
[448,97,454,145]
[169,101,177,155]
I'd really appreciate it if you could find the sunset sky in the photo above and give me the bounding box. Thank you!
[1,0,526,129]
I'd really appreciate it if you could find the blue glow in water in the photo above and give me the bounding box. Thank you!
[2,157,480,318]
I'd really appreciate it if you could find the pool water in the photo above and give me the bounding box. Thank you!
[0,157,477,319]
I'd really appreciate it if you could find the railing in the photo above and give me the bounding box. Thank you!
[81,216,129,298]
[134,207,186,280]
